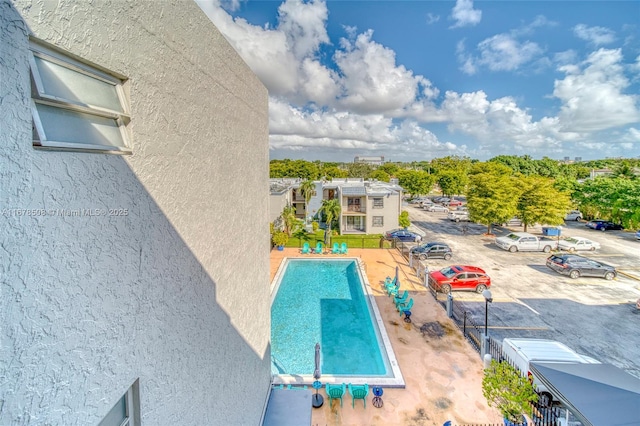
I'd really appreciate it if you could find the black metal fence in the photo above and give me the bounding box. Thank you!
[401,245,564,426]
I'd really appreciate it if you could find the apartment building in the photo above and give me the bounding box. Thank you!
[270,178,403,234]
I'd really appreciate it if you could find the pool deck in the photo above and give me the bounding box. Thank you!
[270,247,502,425]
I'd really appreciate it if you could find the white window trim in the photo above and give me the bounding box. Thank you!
[99,379,140,426]
[372,216,384,227]
[373,198,384,208]
[29,38,132,154]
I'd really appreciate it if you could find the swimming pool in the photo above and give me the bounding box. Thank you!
[270,257,404,387]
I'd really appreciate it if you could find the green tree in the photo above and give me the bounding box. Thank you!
[299,179,316,221]
[281,205,297,237]
[318,199,342,234]
[573,177,640,228]
[430,155,472,174]
[346,162,374,179]
[399,211,411,228]
[321,165,348,180]
[396,170,436,196]
[369,169,390,182]
[378,162,400,176]
[437,169,468,197]
[516,176,572,232]
[466,162,519,234]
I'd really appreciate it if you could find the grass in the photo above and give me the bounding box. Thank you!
[285,230,393,249]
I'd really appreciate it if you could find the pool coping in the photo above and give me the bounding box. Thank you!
[270,256,406,388]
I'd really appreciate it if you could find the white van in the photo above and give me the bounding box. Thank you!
[501,338,600,407]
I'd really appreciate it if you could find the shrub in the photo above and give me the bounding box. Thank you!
[482,360,538,423]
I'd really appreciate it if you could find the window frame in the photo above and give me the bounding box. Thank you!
[372,197,384,209]
[98,380,140,426]
[29,38,132,154]
[372,216,384,227]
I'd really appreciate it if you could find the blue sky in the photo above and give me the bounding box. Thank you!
[197,0,640,162]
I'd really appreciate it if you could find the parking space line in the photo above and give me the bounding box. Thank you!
[516,299,540,315]
[487,326,549,330]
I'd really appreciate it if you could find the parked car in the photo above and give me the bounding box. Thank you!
[585,220,624,231]
[636,230,640,241]
[557,236,601,252]
[428,265,491,293]
[564,210,583,221]
[420,199,434,207]
[443,199,464,207]
[384,229,422,242]
[494,232,557,253]
[433,197,450,204]
[409,197,427,204]
[426,204,449,213]
[409,242,453,260]
[447,210,470,222]
[545,253,616,280]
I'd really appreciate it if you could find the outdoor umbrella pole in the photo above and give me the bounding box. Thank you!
[312,343,324,408]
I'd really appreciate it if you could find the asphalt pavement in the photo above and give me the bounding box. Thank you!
[408,204,640,379]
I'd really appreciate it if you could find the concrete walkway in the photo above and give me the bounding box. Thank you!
[270,247,502,426]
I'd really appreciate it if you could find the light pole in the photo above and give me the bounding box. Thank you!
[482,289,493,358]
[482,289,493,336]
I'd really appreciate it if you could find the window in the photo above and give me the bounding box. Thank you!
[29,38,131,154]
[372,216,384,227]
[373,198,384,208]
[99,380,140,426]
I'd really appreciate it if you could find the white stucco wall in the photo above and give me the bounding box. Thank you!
[1,0,270,424]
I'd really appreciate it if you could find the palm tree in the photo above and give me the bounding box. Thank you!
[299,180,316,222]
[281,205,297,237]
[318,199,341,236]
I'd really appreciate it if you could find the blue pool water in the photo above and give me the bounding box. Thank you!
[271,259,389,377]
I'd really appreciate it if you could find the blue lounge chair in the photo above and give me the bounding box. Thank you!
[397,298,413,314]
[315,242,323,254]
[326,383,346,407]
[301,242,310,254]
[384,277,397,291]
[340,242,348,254]
[394,290,408,305]
[348,383,369,408]
[387,282,400,297]
[332,242,341,254]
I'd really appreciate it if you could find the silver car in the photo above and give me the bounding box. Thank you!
[426,204,449,213]
[564,210,583,221]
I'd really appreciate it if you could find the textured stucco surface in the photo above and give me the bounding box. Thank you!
[1,0,270,424]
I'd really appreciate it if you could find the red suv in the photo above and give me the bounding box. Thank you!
[428,265,491,293]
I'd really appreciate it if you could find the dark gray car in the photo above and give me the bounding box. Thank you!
[409,242,453,260]
[545,253,616,280]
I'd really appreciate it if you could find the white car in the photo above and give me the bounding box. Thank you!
[558,236,601,252]
[565,210,583,221]
[426,205,449,213]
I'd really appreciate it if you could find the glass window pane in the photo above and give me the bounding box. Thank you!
[98,394,127,426]
[34,56,123,112]
[36,103,125,148]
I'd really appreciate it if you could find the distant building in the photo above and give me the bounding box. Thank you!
[270,178,403,234]
[354,156,385,165]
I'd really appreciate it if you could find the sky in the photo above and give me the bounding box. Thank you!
[196,0,640,163]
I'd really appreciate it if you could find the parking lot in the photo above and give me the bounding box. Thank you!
[407,204,640,379]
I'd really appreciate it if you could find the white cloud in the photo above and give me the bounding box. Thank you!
[459,33,544,75]
[334,30,433,114]
[573,24,616,46]
[426,13,440,25]
[450,0,482,28]
[553,48,640,132]
[198,0,639,161]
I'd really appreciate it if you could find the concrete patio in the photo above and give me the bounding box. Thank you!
[270,247,502,426]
